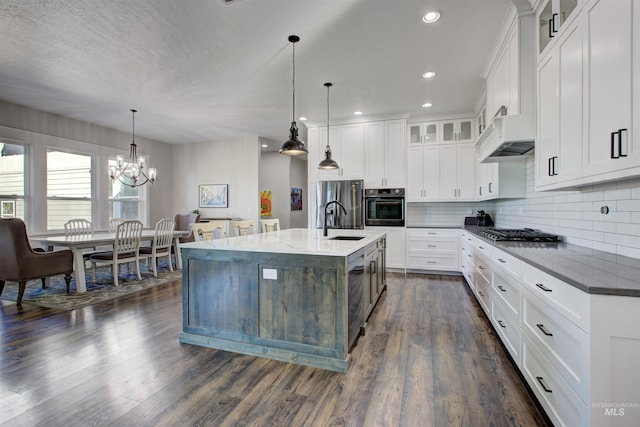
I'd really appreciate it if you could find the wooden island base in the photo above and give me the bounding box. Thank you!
[179,229,386,373]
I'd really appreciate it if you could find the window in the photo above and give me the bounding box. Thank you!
[0,142,26,219]
[47,149,92,229]
[108,159,147,222]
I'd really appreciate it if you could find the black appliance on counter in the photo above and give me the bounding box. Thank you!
[364,188,405,227]
[476,210,493,226]
[482,228,562,243]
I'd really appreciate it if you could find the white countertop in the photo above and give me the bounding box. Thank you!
[180,228,385,256]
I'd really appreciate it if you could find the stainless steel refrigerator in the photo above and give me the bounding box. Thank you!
[315,180,364,230]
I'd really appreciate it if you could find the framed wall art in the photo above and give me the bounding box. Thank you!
[1,200,15,218]
[290,188,302,211]
[199,184,228,208]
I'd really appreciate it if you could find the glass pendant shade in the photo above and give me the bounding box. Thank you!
[279,35,308,156]
[318,82,339,169]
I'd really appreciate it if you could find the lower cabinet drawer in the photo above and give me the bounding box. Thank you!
[522,287,589,403]
[474,268,491,314]
[491,295,521,364]
[492,270,521,317]
[407,253,459,271]
[522,335,588,427]
[461,261,474,290]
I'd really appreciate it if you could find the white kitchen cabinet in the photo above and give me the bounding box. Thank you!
[441,118,475,143]
[476,160,527,201]
[366,226,405,270]
[406,228,459,272]
[406,145,440,201]
[583,0,638,177]
[311,123,365,180]
[407,121,439,145]
[365,119,406,188]
[536,17,583,189]
[439,144,475,200]
[538,0,581,54]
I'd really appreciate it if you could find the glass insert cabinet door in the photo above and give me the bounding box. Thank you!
[538,0,579,53]
[441,118,474,143]
[408,122,438,144]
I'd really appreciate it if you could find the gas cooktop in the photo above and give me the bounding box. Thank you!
[481,228,562,243]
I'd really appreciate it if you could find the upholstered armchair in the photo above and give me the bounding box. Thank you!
[175,212,200,243]
[0,218,73,304]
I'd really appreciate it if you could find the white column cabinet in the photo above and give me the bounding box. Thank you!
[439,144,476,201]
[365,119,406,188]
[407,145,440,201]
[310,123,365,181]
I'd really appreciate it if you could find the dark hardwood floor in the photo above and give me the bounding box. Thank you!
[0,273,549,427]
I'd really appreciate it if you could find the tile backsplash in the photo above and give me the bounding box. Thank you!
[407,157,640,259]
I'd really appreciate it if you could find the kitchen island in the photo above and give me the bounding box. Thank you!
[178,228,386,372]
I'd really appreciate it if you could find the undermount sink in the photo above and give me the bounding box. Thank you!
[330,235,366,241]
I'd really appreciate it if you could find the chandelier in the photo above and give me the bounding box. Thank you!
[109,109,157,188]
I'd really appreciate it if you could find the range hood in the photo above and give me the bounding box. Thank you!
[476,114,535,163]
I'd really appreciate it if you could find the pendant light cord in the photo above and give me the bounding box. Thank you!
[326,84,330,149]
[291,42,296,123]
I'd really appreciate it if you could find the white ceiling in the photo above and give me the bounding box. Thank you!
[0,0,517,146]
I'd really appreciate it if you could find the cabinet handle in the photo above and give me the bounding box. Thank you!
[548,157,553,176]
[467,254,472,258]
[536,376,553,393]
[478,265,486,270]
[619,128,628,157]
[611,131,619,159]
[497,320,506,328]
[536,283,553,292]
[479,186,483,196]
[478,291,484,296]
[478,246,484,250]
[462,247,466,251]
[536,324,554,336]
[427,261,437,264]
[552,157,558,176]
[497,258,506,263]
[427,244,437,248]
[370,260,377,274]
[498,285,506,292]
[551,13,558,33]
[548,18,554,38]
[488,182,493,193]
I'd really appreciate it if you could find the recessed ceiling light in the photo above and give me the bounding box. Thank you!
[299,116,308,121]
[261,144,268,148]
[422,102,433,108]
[354,111,363,116]
[422,71,436,79]
[422,11,440,23]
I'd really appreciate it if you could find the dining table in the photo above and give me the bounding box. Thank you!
[33,229,189,293]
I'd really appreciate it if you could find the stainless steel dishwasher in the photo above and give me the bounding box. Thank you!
[347,248,365,350]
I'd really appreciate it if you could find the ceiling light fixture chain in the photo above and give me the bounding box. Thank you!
[279,35,308,156]
[109,109,157,188]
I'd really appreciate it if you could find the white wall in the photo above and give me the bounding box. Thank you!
[289,156,307,228]
[258,152,308,230]
[0,100,174,231]
[495,157,640,259]
[172,137,260,223]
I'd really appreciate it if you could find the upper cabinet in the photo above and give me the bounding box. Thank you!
[408,121,439,145]
[365,119,406,188]
[441,118,475,143]
[538,0,581,54]
[308,123,365,180]
[535,0,640,189]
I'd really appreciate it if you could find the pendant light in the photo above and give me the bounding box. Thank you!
[109,109,157,188]
[318,82,339,170]
[279,35,308,155]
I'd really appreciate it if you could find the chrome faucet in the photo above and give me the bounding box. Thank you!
[323,200,347,237]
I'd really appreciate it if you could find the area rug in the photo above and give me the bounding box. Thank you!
[0,262,181,310]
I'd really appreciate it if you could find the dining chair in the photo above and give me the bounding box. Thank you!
[191,221,226,241]
[64,218,93,235]
[0,218,74,304]
[139,218,175,277]
[232,220,257,236]
[108,218,125,232]
[259,218,280,233]
[89,220,143,286]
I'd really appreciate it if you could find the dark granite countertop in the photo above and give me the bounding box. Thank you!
[464,226,640,298]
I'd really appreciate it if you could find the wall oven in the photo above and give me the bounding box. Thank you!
[364,188,405,227]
